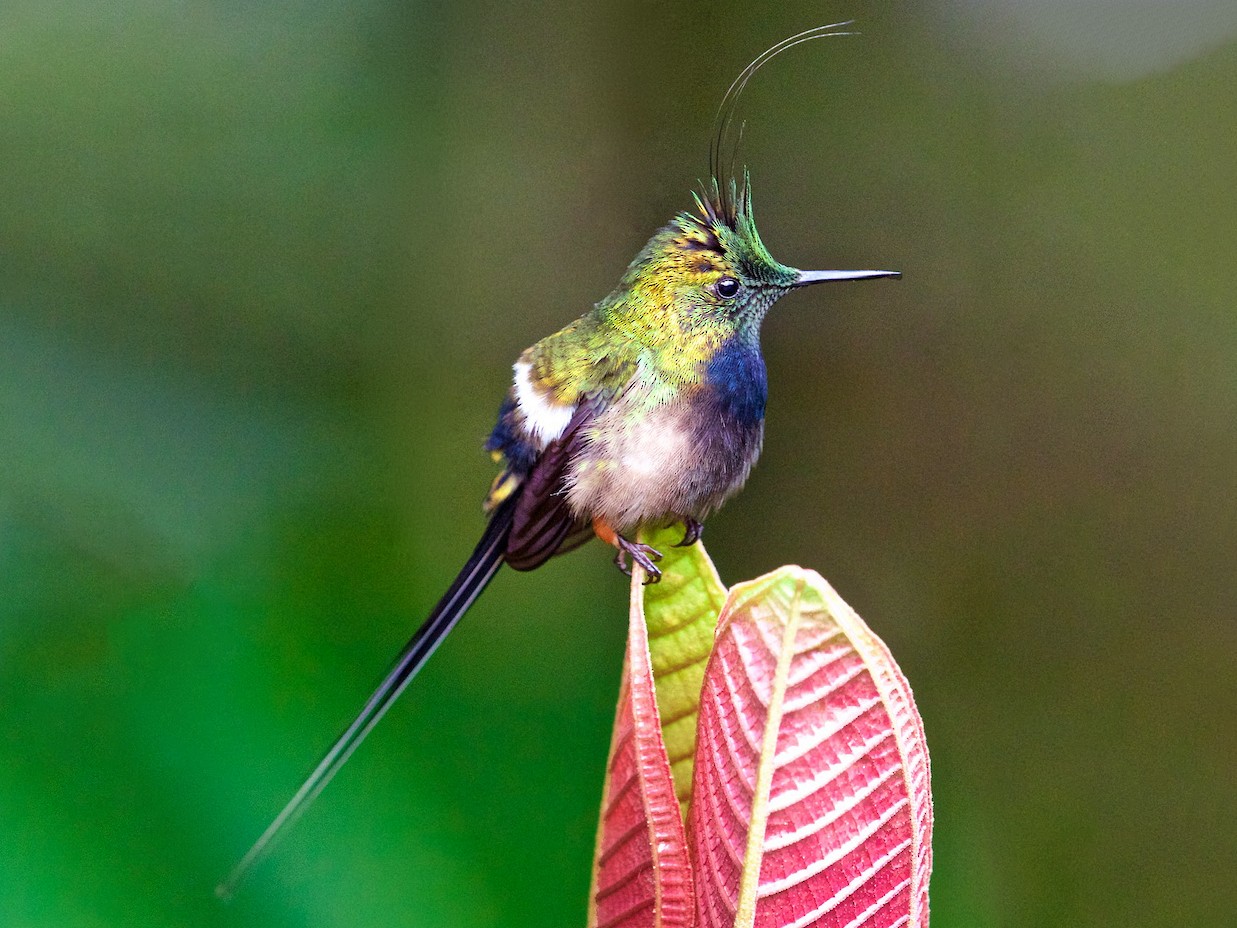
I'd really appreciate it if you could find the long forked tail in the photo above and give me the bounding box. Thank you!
[217,495,518,899]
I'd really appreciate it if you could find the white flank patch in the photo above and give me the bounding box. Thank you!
[514,360,575,445]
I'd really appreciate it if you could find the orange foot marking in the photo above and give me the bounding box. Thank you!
[591,515,618,548]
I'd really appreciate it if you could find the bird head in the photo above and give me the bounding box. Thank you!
[613,173,898,336]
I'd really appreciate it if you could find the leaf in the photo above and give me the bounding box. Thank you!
[640,527,729,814]
[688,567,933,928]
[587,566,695,928]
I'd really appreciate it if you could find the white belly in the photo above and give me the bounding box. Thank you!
[564,388,761,533]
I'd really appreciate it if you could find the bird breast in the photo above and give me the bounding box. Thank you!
[565,381,764,534]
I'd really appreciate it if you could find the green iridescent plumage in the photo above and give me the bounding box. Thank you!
[511,176,786,405]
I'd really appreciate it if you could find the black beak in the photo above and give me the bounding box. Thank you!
[793,269,901,287]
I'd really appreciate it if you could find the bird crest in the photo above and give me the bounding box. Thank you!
[667,173,787,287]
[665,22,859,286]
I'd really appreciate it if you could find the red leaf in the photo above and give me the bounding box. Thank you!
[588,569,695,928]
[688,568,932,928]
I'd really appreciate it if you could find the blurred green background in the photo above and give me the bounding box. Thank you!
[2,1,1234,926]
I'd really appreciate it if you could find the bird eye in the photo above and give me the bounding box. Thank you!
[716,276,740,299]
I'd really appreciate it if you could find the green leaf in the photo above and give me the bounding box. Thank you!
[638,528,728,814]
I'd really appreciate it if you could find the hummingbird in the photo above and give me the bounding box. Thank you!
[220,23,899,897]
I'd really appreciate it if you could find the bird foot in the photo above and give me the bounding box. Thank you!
[673,517,703,547]
[614,535,663,584]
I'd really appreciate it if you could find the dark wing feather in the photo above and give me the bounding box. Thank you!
[504,398,599,571]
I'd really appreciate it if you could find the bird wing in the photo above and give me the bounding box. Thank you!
[503,393,602,571]
[490,308,642,569]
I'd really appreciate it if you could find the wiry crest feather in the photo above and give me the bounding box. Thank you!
[705,22,857,222]
[689,173,753,236]
[677,169,792,287]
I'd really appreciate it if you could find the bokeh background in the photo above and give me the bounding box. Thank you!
[2,1,1234,926]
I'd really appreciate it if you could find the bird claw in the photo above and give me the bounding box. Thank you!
[614,535,663,584]
[673,517,703,547]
